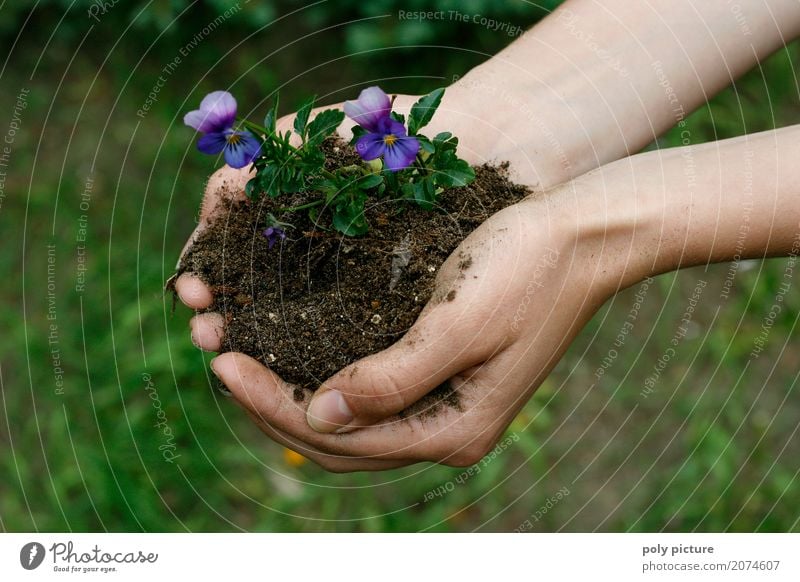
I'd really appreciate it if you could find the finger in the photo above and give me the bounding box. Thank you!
[211,352,484,463]
[239,409,410,473]
[176,273,214,309]
[190,312,224,351]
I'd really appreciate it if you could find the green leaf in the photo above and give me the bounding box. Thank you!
[245,176,260,199]
[412,178,437,210]
[293,95,315,139]
[433,134,458,153]
[350,125,367,146]
[417,135,435,154]
[390,111,406,125]
[298,146,325,172]
[263,94,279,133]
[259,165,281,197]
[306,109,345,145]
[408,88,444,134]
[332,191,369,236]
[400,181,415,201]
[434,157,475,188]
[332,211,368,236]
[432,131,453,145]
[358,173,384,190]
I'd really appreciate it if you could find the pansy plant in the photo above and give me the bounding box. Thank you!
[185,86,474,238]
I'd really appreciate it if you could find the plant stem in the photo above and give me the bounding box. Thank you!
[239,119,269,135]
[278,199,324,213]
[414,153,428,173]
[239,118,299,153]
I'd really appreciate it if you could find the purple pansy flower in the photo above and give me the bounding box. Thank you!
[354,116,420,172]
[184,91,261,169]
[263,226,286,249]
[343,86,392,132]
[344,87,419,172]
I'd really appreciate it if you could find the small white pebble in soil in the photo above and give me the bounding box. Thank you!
[268,312,278,323]
[427,265,436,272]
[300,312,308,320]
[370,314,382,324]
[268,353,277,362]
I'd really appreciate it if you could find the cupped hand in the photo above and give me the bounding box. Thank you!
[176,92,607,472]
[216,192,617,472]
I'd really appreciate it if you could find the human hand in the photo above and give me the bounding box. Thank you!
[175,90,609,472]
[179,176,616,471]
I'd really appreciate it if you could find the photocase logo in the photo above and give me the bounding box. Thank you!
[20,542,46,570]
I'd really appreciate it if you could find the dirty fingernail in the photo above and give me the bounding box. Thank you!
[307,390,353,433]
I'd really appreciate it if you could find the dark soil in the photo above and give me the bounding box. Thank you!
[176,138,529,408]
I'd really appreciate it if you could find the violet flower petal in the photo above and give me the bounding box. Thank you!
[343,86,391,132]
[383,136,420,171]
[355,132,386,161]
[266,228,277,249]
[184,91,237,133]
[263,226,286,249]
[196,131,227,155]
[223,130,261,169]
[383,117,407,137]
[183,110,213,133]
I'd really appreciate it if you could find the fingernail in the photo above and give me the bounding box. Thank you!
[307,390,353,433]
[209,357,232,397]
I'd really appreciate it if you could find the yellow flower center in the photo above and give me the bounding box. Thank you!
[226,133,241,146]
[383,134,397,147]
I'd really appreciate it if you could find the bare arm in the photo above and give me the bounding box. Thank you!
[443,0,800,188]
[574,124,800,295]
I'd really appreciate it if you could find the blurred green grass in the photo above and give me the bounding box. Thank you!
[0,0,798,532]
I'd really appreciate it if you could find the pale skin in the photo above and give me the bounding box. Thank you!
[177,0,800,471]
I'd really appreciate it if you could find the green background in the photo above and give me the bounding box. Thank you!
[1,0,798,532]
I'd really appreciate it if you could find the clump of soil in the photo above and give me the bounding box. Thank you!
[176,138,528,407]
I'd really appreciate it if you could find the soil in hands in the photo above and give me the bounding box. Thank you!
[176,138,529,410]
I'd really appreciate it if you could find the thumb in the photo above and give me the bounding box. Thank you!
[305,307,489,433]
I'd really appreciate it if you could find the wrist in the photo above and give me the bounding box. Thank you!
[568,131,798,293]
[551,165,669,300]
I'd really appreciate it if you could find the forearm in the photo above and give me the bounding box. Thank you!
[450,0,800,189]
[570,125,800,294]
